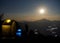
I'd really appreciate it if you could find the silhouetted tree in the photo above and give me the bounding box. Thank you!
[0,13,4,37]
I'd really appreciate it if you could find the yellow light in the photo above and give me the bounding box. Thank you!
[6,19,11,23]
[2,25,10,30]
[2,25,10,32]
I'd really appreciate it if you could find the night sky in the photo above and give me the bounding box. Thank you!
[0,0,60,21]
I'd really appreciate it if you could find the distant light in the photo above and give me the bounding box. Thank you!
[16,32,22,37]
[16,29,22,37]
[17,29,21,32]
[34,32,38,34]
[51,27,58,30]
[6,19,11,23]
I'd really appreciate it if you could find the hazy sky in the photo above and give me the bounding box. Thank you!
[0,0,60,21]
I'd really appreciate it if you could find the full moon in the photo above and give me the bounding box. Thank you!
[40,9,45,14]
